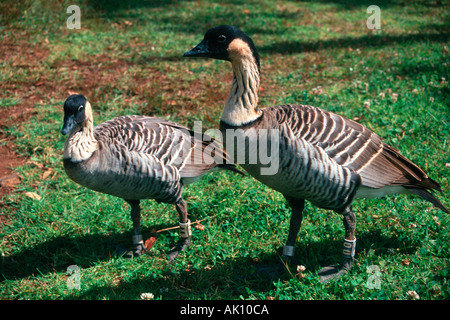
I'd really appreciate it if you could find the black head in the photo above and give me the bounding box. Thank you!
[61,94,87,135]
[183,25,260,70]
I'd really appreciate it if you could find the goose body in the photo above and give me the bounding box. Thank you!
[184,25,448,281]
[220,106,360,212]
[64,115,215,202]
[61,94,238,258]
[220,104,443,211]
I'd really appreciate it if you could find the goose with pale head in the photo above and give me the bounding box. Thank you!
[61,94,241,259]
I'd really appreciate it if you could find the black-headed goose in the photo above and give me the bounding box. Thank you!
[184,25,448,281]
[61,94,240,260]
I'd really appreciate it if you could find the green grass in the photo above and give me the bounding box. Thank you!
[0,0,449,300]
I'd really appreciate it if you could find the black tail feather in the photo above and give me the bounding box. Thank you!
[406,187,449,213]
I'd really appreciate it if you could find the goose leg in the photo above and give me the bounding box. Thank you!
[168,199,191,261]
[118,199,147,258]
[319,206,356,283]
[341,207,356,270]
[283,197,305,265]
[252,197,304,277]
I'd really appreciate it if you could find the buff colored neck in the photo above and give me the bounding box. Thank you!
[64,102,98,162]
[221,39,262,126]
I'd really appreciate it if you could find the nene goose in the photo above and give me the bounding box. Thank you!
[184,25,448,281]
[61,94,240,260]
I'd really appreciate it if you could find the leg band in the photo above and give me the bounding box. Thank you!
[179,219,191,238]
[342,238,356,259]
[283,245,295,257]
[132,234,144,245]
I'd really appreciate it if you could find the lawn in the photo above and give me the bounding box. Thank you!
[0,0,449,300]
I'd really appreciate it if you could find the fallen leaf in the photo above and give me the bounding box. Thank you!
[30,161,44,169]
[144,236,156,251]
[401,258,411,266]
[42,169,53,180]
[24,192,42,200]
[391,93,399,102]
[195,223,205,231]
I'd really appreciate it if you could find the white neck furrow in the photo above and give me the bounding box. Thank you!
[221,56,262,126]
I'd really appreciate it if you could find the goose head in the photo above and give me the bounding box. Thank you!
[61,94,90,135]
[183,25,260,71]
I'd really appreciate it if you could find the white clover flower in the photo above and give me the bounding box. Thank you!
[140,292,155,300]
[297,265,306,273]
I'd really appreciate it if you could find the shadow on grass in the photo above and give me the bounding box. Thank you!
[84,0,187,12]
[137,32,450,66]
[259,32,450,54]
[1,226,417,298]
[65,229,418,299]
[295,0,444,9]
[0,224,170,282]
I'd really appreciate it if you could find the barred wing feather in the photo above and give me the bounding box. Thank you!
[271,105,447,212]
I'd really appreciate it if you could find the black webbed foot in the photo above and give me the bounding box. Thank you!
[167,236,191,262]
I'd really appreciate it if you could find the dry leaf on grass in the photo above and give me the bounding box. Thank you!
[144,228,157,251]
[194,223,205,231]
[42,169,53,180]
[144,237,156,251]
[24,191,42,200]
[401,259,411,266]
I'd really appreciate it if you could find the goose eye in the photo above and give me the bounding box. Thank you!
[217,35,226,43]
[78,105,84,112]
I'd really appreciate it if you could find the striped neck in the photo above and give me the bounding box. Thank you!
[221,40,262,126]
[64,102,98,162]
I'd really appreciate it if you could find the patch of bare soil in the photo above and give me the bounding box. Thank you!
[0,36,247,197]
[0,103,32,197]
[0,39,44,197]
[0,37,138,197]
